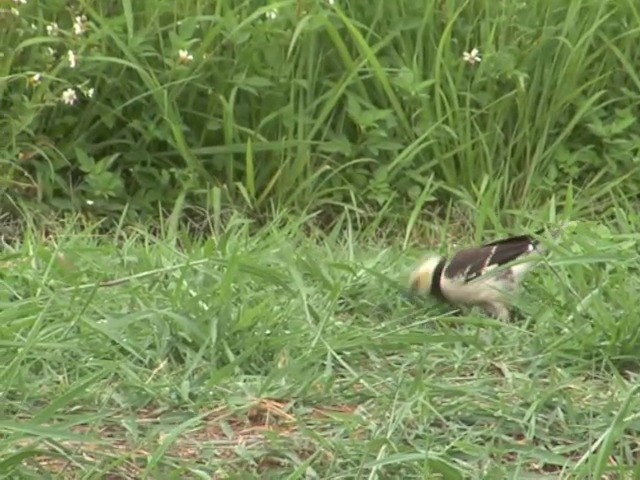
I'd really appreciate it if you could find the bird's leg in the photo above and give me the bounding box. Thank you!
[482,302,511,321]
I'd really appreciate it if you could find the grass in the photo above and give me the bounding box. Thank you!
[4,0,640,219]
[1,209,639,479]
[3,0,640,477]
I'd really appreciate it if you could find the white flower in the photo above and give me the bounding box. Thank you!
[327,0,335,5]
[46,23,59,36]
[86,87,94,98]
[463,48,481,65]
[73,15,88,35]
[178,49,193,63]
[61,88,77,105]
[11,7,19,16]
[14,0,27,4]
[265,8,278,19]
[29,73,41,85]
[67,50,77,68]
[86,199,94,205]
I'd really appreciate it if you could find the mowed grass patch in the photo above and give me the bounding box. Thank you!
[0,213,639,479]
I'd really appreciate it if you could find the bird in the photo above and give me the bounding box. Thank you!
[407,226,564,321]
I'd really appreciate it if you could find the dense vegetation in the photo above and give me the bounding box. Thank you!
[1,0,639,478]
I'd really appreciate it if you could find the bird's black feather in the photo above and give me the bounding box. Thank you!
[444,232,540,283]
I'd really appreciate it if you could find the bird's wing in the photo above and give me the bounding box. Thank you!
[445,236,536,283]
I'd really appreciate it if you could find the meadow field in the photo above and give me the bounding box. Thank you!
[2,0,640,478]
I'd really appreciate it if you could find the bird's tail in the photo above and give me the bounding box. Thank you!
[532,220,575,253]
